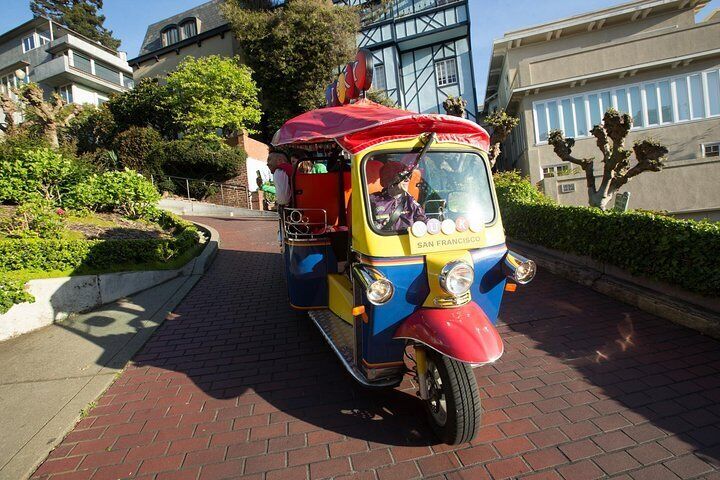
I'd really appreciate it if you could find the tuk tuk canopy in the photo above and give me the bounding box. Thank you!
[272,99,490,154]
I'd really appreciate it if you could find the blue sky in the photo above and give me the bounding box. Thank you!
[2,0,718,102]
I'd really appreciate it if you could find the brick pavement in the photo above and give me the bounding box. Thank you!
[30,217,720,480]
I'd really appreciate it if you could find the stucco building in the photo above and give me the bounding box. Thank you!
[0,16,133,128]
[129,0,238,81]
[336,0,478,120]
[484,0,720,220]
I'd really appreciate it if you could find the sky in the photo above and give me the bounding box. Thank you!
[2,0,718,102]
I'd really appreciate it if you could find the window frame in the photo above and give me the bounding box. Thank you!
[58,84,73,104]
[434,57,458,88]
[180,20,198,40]
[531,66,720,145]
[22,34,36,53]
[162,26,180,47]
[702,142,720,158]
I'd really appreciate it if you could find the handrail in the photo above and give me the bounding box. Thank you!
[152,174,253,210]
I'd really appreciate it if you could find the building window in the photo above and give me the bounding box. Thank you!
[72,52,93,74]
[532,67,720,144]
[703,143,720,157]
[162,26,179,46]
[97,95,108,106]
[58,85,73,104]
[123,74,135,89]
[559,183,576,194]
[542,163,572,178]
[38,31,51,46]
[435,57,458,87]
[22,35,36,52]
[373,64,386,91]
[181,20,197,39]
[95,61,120,84]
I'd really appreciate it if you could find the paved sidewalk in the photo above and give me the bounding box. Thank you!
[29,217,720,480]
[0,275,200,480]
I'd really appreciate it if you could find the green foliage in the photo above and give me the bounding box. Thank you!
[223,0,359,139]
[0,197,64,239]
[106,78,179,139]
[67,169,161,218]
[154,139,246,182]
[165,56,262,139]
[493,171,551,206]
[0,147,86,204]
[64,104,118,154]
[31,0,120,50]
[494,173,720,295]
[114,126,163,175]
[0,278,35,314]
[365,90,399,108]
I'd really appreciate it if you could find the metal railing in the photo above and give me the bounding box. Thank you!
[152,174,253,210]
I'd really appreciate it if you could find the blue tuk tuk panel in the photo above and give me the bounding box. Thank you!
[283,240,337,309]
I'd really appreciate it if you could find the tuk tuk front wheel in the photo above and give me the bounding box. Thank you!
[423,350,482,445]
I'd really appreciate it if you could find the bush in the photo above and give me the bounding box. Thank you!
[155,139,246,182]
[114,126,163,175]
[494,173,720,296]
[0,214,199,273]
[67,169,160,218]
[63,104,118,154]
[0,279,35,314]
[0,197,64,239]
[0,147,86,205]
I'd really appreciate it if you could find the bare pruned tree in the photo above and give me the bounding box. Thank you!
[442,95,467,118]
[484,108,519,169]
[0,91,19,134]
[548,108,667,210]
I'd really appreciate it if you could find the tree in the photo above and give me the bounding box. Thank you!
[548,108,667,210]
[366,89,400,109]
[442,96,467,118]
[0,92,19,135]
[165,56,262,141]
[105,78,178,139]
[6,83,81,148]
[63,103,117,153]
[484,109,519,169]
[222,0,359,139]
[30,0,120,50]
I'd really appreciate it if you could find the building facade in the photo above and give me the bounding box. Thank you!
[0,16,133,128]
[335,0,477,120]
[484,0,720,220]
[130,0,239,81]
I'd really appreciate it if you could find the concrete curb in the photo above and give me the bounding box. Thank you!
[159,197,278,219]
[510,239,720,339]
[0,222,219,342]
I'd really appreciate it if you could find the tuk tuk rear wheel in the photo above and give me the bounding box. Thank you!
[423,350,482,445]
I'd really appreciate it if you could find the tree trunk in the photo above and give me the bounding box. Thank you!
[45,123,60,148]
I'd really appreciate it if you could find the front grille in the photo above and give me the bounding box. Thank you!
[433,291,471,307]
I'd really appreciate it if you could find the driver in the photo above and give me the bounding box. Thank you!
[369,161,426,232]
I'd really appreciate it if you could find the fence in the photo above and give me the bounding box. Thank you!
[152,174,254,210]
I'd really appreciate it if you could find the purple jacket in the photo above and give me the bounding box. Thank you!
[369,191,427,232]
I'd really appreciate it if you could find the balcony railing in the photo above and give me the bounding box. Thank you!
[357,0,463,26]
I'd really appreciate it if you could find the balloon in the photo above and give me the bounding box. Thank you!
[354,48,374,91]
[345,62,358,100]
[337,72,348,104]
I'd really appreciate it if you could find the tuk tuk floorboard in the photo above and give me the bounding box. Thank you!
[29,216,720,480]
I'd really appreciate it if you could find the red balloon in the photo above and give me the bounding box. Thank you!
[330,80,340,107]
[354,49,374,91]
[345,62,358,100]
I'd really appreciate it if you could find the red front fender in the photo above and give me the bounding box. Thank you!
[393,302,503,364]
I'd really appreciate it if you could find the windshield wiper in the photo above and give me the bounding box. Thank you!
[397,132,436,182]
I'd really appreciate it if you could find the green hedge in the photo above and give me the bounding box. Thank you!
[0,216,199,273]
[495,173,720,296]
[0,279,35,314]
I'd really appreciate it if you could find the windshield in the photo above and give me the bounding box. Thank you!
[363,151,495,235]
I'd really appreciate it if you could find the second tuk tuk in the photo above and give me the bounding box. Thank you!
[272,99,536,444]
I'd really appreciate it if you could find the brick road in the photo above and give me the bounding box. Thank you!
[31,217,720,480]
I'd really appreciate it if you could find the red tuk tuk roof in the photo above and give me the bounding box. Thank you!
[272,99,490,154]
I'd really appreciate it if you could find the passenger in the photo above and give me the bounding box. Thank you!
[369,161,426,232]
[267,151,293,206]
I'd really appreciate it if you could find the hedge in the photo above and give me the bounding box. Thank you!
[0,279,35,314]
[495,173,720,296]
[0,215,199,273]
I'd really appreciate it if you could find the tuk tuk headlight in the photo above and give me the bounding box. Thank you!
[514,259,537,284]
[439,261,474,296]
[367,278,394,305]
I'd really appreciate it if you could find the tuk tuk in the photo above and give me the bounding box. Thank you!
[272,99,536,444]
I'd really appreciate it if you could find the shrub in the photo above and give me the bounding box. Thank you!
[0,279,35,314]
[63,104,117,154]
[114,126,163,175]
[493,171,551,207]
[67,169,160,218]
[155,139,246,182]
[494,173,720,296]
[0,224,199,273]
[0,147,85,205]
[0,197,64,239]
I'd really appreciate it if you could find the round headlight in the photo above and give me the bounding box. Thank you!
[515,259,536,284]
[439,261,474,296]
[366,278,394,305]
